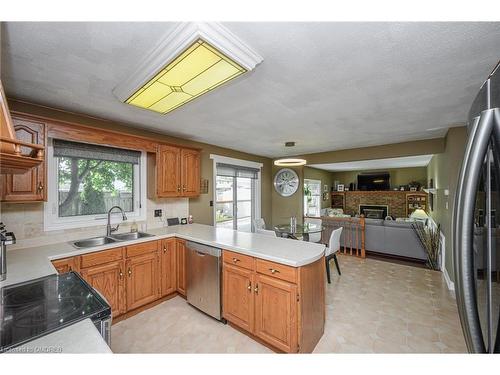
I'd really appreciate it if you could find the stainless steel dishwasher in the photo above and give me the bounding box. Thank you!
[186,241,222,321]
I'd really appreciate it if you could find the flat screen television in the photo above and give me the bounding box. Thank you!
[357,172,390,191]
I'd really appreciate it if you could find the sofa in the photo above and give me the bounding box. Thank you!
[321,216,427,261]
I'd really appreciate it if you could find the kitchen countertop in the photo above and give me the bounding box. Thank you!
[1,223,326,288]
[0,223,325,353]
[5,319,112,354]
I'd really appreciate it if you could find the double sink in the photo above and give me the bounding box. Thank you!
[71,231,155,249]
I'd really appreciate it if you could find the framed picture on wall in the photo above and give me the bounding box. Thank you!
[324,184,328,192]
[337,184,344,192]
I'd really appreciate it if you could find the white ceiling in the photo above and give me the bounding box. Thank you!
[310,154,434,172]
[2,22,500,158]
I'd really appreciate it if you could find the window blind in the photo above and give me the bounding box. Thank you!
[216,163,260,179]
[53,139,141,164]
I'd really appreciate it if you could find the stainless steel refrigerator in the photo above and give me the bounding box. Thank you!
[454,60,500,353]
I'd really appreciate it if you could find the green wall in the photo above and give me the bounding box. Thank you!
[427,126,468,283]
[271,165,304,227]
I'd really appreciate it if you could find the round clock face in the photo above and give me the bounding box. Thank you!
[274,168,299,197]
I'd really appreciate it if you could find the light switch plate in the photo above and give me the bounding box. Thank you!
[154,209,162,217]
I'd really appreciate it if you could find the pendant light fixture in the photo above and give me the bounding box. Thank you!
[274,142,307,166]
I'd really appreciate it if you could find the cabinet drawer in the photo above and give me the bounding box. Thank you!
[126,240,159,258]
[80,248,124,269]
[223,250,254,270]
[255,259,297,284]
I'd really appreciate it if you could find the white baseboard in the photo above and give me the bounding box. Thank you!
[443,265,455,293]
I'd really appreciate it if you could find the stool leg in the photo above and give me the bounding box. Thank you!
[325,256,331,284]
[333,253,341,275]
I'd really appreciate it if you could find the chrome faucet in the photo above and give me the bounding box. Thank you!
[106,206,128,237]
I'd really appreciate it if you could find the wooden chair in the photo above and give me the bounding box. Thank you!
[256,228,277,237]
[325,227,343,283]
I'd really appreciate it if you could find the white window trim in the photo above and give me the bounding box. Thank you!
[210,154,262,230]
[44,139,147,231]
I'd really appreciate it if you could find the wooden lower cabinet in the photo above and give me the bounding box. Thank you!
[222,252,325,353]
[160,238,177,296]
[176,239,186,296]
[81,260,126,318]
[126,252,159,311]
[254,274,298,353]
[222,263,254,333]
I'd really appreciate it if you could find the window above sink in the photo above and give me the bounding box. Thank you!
[44,139,147,231]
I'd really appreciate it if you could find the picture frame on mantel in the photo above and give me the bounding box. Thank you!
[337,184,344,192]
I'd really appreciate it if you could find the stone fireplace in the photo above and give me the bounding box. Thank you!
[359,204,388,219]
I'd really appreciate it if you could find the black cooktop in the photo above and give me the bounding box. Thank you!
[0,272,111,352]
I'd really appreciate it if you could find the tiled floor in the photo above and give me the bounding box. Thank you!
[111,255,467,353]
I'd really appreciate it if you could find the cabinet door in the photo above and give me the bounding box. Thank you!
[254,274,298,353]
[160,238,177,296]
[176,239,186,296]
[180,148,200,197]
[52,257,79,274]
[157,145,181,197]
[81,260,126,318]
[126,252,159,311]
[222,263,255,333]
[1,117,46,202]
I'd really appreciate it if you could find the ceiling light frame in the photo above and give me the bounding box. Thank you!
[113,22,263,113]
[274,158,307,167]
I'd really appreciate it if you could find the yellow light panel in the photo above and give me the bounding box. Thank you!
[126,39,247,114]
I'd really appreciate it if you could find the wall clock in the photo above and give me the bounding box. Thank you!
[274,168,299,197]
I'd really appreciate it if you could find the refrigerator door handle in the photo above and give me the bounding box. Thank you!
[454,108,498,353]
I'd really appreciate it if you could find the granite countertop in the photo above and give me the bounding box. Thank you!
[1,223,326,288]
[5,319,112,354]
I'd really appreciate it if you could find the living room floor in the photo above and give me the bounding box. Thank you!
[111,255,466,353]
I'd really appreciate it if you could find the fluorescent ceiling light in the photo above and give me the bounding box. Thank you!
[274,158,307,167]
[113,23,263,115]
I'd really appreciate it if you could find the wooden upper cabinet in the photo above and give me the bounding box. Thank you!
[81,260,126,318]
[176,239,186,296]
[181,148,200,197]
[126,251,160,311]
[1,115,46,202]
[254,274,298,353]
[223,263,255,333]
[148,144,200,199]
[160,238,177,297]
[156,145,181,197]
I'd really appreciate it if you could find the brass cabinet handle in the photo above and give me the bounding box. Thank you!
[269,268,280,274]
[247,282,252,291]
[119,270,123,278]
[163,247,167,253]
[177,186,181,192]
[254,284,259,294]
[182,185,186,191]
[37,182,44,191]
[232,258,240,263]
[128,268,132,277]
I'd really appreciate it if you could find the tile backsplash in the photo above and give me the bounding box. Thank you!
[0,198,189,250]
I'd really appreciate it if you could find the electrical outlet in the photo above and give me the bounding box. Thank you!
[154,209,162,217]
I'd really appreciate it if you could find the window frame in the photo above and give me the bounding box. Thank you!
[44,138,147,231]
[304,179,321,217]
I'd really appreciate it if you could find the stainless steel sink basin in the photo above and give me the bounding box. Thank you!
[110,232,155,241]
[71,236,118,249]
